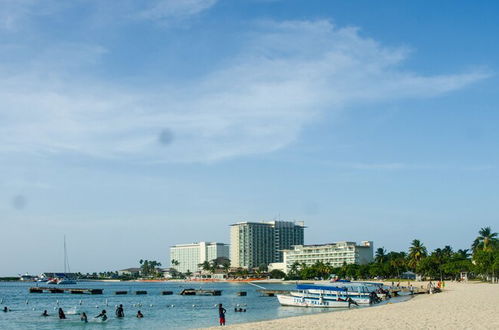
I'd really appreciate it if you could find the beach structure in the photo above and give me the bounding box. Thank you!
[230,221,305,269]
[170,242,229,273]
[117,268,141,277]
[282,241,373,273]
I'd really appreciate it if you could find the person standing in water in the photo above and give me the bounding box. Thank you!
[136,310,144,318]
[3,307,9,312]
[58,308,66,319]
[218,304,226,326]
[95,309,108,321]
[116,304,125,318]
[41,310,49,317]
[81,312,88,323]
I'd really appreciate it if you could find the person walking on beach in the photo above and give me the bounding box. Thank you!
[218,303,227,326]
[116,304,125,318]
[58,308,66,319]
[95,309,108,321]
[81,312,88,323]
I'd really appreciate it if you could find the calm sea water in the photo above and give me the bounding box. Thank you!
[0,281,411,329]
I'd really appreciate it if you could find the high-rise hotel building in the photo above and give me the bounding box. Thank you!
[170,242,229,273]
[230,221,305,269]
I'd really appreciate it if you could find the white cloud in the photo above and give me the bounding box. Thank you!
[0,20,490,163]
[137,0,218,21]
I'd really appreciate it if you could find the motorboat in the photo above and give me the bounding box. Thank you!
[276,285,352,308]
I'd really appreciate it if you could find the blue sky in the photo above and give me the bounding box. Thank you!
[1,0,498,275]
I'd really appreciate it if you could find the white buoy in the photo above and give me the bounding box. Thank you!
[95,305,99,308]
[171,304,175,307]
[150,304,153,307]
[32,307,35,311]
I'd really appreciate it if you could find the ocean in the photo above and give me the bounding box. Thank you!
[0,281,411,329]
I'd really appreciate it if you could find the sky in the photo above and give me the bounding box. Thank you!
[1,0,498,276]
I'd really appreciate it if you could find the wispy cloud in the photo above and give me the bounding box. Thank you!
[0,20,490,162]
[137,0,218,21]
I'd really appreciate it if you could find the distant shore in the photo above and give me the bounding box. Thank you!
[205,281,499,330]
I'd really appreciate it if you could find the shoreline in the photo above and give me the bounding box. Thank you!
[205,281,499,329]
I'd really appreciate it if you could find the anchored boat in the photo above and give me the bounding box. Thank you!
[276,285,352,308]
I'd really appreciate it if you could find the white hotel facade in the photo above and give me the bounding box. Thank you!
[281,241,374,273]
[170,242,229,273]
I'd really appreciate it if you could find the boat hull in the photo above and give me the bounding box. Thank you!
[277,294,350,308]
[290,290,371,305]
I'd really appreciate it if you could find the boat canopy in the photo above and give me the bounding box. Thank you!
[296,284,347,292]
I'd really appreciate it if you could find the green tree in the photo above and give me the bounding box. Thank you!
[375,247,387,263]
[408,239,428,270]
[269,269,286,279]
[472,226,498,252]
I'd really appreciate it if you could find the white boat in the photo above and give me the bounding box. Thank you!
[57,278,77,285]
[296,284,374,305]
[276,285,352,308]
[277,293,350,308]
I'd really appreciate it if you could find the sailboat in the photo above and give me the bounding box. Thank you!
[57,236,77,285]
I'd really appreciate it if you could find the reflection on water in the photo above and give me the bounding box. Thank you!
[0,281,412,329]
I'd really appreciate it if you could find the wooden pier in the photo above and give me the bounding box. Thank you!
[29,287,103,294]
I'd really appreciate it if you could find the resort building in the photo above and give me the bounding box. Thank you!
[230,220,305,269]
[170,242,229,273]
[282,241,374,273]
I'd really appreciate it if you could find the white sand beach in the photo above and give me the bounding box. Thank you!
[215,282,499,329]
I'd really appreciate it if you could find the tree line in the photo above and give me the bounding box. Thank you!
[285,226,499,281]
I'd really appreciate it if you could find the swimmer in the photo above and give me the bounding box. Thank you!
[58,308,66,319]
[95,309,108,321]
[115,304,125,318]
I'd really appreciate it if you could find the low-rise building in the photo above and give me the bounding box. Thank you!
[170,242,230,273]
[283,241,374,273]
[117,268,141,277]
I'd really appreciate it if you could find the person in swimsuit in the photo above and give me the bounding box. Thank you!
[58,308,66,319]
[218,304,226,326]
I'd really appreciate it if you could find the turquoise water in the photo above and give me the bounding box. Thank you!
[0,281,411,329]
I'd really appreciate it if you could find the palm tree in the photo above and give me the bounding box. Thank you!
[442,245,453,258]
[408,239,427,270]
[472,227,498,252]
[375,247,387,263]
[199,261,211,272]
[171,259,180,267]
[456,249,470,259]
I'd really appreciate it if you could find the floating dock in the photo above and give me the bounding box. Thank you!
[257,289,290,297]
[180,289,222,296]
[29,287,103,294]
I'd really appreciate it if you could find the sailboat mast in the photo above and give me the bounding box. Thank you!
[64,235,66,273]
